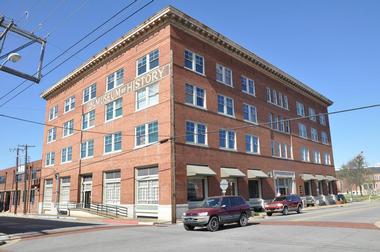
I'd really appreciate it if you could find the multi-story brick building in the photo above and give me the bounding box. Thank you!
[0,160,42,214]
[39,6,337,221]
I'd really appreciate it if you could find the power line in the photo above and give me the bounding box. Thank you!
[0,0,140,104]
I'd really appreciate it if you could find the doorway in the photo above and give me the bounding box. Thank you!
[84,191,91,208]
[5,192,11,211]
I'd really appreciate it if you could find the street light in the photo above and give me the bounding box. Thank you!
[1,52,21,66]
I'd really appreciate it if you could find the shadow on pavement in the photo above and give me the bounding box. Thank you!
[193,222,260,232]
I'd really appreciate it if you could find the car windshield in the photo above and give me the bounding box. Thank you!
[273,196,287,202]
[202,198,221,208]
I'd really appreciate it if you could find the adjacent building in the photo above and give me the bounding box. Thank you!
[337,166,380,195]
[0,160,42,214]
[39,6,337,221]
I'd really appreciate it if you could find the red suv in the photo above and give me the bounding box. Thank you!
[182,196,251,232]
[265,195,303,216]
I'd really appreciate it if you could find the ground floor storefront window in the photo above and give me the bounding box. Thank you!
[104,171,120,205]
[225,178,238,196]
[304,181,312,196]
[318,181,324,195]
[59,177,71,206]
[274,171,295,196]
[187,177,206,201]
[248,180,261,198]
[135,167,158,217]
[43,179,53,209]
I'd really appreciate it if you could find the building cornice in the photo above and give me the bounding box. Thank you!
[41,6,333,106]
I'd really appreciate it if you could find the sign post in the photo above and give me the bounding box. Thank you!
[220,179,229,196]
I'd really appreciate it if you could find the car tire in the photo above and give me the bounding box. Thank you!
[207,216,220,232]
[282,206,288,216]
[183,224,195,231]
[266,212,272,216]
[238,213,248,227]
[296,205,302,214]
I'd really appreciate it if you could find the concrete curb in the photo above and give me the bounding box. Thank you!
[374,221,380,229]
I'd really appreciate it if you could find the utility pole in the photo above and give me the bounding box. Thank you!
[20,144,35,214]
[10,146,23,214]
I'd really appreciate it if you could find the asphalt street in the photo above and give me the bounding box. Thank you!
[1,201,380,252]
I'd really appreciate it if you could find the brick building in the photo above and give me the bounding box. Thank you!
[0,160,42,214]
[39,6,337,221]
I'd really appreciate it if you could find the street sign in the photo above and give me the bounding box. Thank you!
[220,179,229,195]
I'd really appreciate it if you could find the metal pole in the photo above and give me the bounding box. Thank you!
[23,145,28,214]
[14,147,19,214]
[55,173,60,219]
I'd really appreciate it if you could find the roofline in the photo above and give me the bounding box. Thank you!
[41,6,333,106]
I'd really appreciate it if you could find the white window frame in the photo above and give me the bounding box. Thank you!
[106,68,124,91]
[184,49,205,75]
[243,103,258,124]
[105,98,123,122]
[219,129,236,151]
[300,147,310,162]
[104,132,122,154]
[136,49,159,76]
[63,120,74,138]
[324,153,331,165]
[216,64,233,87]
[82,110,95,130]
[298,123,308,139]
[309,107,317,121]
[321,131,329,145]
[217,94,235,117]
[48,105,58,121]
[313,151,321,164]
[311,128,319,142]
[47,127,56,143]
[61,146,73,164]
[82,83,96,104]
[185,121,208,146]
[319,113,326,125]
[296,102,305,116]
[45,152,55,167]
[245,134,260,154]
[135,83,159,111]
[241,76,255,96]
[185,83,206,109]
[135,121,159,148]
[266,87,289,110]
[64,96,75,113]
[80,140,94,159]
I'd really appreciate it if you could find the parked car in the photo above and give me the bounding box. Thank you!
[182,195,251,232]
[265,195,303,216]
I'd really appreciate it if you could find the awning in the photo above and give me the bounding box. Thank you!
[300,174,316,181]
[326,175,337,181]
[247,169,268,179]
[315,175,326,181]
[221,168,246,178]
[187,165,216,176]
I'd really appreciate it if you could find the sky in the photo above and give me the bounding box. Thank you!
[0,0,379,169]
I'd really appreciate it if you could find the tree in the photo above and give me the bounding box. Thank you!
[338,152,368,196]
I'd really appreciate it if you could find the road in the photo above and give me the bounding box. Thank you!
[1,201,380,252]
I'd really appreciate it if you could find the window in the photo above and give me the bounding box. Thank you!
[321,131,329,145]
[105,98,122,121]
[63,120,74,137]
[319,113,326,125]
[48,105,58,120]
[135,121,159,147]
[266,87,288,109]
[82,110,95,129]
[0,176,5,184]
[45,152,55,166]
[185,83,205,108]
[324,153,331,165]
[300,147,310,162]
[311,128,318,142]
[184,49,204,75]
[241,76,255,95]
[104,132,122,153]
[216,64,233,86]
[245,135,260,154]
[185,121,207,145]
[60,177,71,205]
[81,140,94,159]
[137,49,159,76]
[271,141,291,159]
[104,171,120,205]
[187,178,206,201]
[64,96,75,113]
[243,104,257,123]
[269,113,290,133]
[61,146,72,163]
[296,102,305,116]
[47,128,56,143]
[217,94,234,116]
[136,83,159,110]
[309,107,317,121]
[106,68,124,91]
[136,167,159,205]
[313,151,321,164]
[219,129,236,150]
[83,83,96,103]
[298,123,308,138]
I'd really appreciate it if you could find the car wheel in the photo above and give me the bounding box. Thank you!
[266,212,272,216]
[296,205,302,214]
[239,213,248,227]
[183,224,195,231]
[282,206,288,216]
[207,216,220,232]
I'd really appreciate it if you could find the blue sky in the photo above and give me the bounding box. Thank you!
[0,0,379,169]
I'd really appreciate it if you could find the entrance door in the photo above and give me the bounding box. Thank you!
[5,192,11,211]
[84,191,91,208]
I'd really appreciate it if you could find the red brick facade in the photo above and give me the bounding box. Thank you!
[39,7,337,220]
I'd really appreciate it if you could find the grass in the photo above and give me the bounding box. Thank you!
[344,194,380,202]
